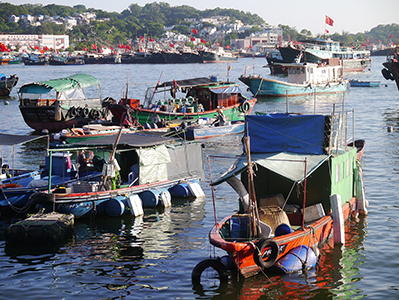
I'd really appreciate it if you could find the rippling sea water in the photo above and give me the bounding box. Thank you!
[0,56,398,299]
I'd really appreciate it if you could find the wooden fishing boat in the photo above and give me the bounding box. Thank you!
[109,76,256,128]
[382,55,399,91]
[31,132,205,218]
[0,133,100,219]
[349,79,380,87]
[239,58,348,97]
[347,139,365,160]
[192,110,367,286]
[0,74,18,96]
[18,73,111,132]
[173,119,245,140]
[278,39,372,72]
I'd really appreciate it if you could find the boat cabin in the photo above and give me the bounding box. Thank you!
[142,77,247,112]
[283,58,343,84]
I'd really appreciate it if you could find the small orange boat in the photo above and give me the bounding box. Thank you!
[192,111,367,287]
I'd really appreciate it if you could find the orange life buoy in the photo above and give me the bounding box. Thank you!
[0,183,23,189]
[71,128,85,136]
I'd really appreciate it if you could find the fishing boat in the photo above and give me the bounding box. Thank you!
[18,73,111,132]
[173,118,245,140]
[192,110,367,285]
[198,46,238,63]
[349,79,380,87]
[109,76,256,128]
[51,123,172,145]
[382,55,399,91]
[0,74,18,96]
[49,55,85,65]
[22,53,49,65]
[278,39,372,72]
[31,132,205,218]
[0,133,99,219]
[239,58,347,97]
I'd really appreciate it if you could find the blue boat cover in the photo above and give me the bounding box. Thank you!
[244,114,326,155]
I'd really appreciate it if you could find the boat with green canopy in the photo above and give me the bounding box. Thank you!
[19,73,111,132]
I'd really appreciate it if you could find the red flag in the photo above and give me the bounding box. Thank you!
[34,45,39,50]
[325,29,329,34]
[215,42,220,46]
[92,44,97,50]
[169,43,174,48]
[126,45,131,50]
[378,39,381,42]
[140,36,145,41]
[249,45,253,49]
[390,35,393,38]
[149,37,154,42]
[83,47,88,51]
[191,28,198,34]
[226,45,231,49]
[110,47,114,50]
[190,37,196,41]
[325,15,334,26]
[200,39,206,44]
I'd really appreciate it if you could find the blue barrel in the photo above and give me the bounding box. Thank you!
[274,223,293,237]
[273,245,317,274]
[168,183,191,198]
[139,189,171,207]
[105,196,126,217]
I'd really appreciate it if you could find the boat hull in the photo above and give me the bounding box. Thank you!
[382,60,399,91]
[179,121,245,140]
[0,75,18,96]
[37,178,201,218]
[209,197,356,278]
[19,105,108,132]
[239,75,347,97]
[349,80,380,87]
[199,51,238,63]
[110,99,256,126]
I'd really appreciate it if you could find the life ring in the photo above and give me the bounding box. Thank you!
[68,106,77,118]
[253,238,279,269]
[71,128,85,136]
[240,101,251,113]
[191,259,229,287]
[382,68,395,81]
[0,183,23,189]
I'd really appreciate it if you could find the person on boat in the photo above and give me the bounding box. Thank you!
[213,108,227,126]
[102,155,121,190]
[76,149,90,173]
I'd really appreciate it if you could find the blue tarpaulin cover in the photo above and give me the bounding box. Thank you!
[210,86,242,94]
[244,114,326,155]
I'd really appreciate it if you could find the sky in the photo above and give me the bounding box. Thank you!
[9,0,399,35]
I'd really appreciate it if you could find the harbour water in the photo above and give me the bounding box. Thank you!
[0,56,398,299]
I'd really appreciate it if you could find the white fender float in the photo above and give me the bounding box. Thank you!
[330,194,345,245]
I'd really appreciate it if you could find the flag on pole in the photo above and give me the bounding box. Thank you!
[191,28,198,34]
[325,29,329,34]
[325,15,334,26]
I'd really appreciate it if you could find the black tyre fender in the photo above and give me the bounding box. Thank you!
[82,107,90,118]
[191,259,229,286]
[240,101,251,113]
[69,106,77,118]
[382,68,395,81]
[31,192,55,204]
[253,238,279,269]
[93,110,101,119]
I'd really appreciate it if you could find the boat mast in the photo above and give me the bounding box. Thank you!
[244,135,261,238]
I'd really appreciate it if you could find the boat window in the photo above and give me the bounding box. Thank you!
[335,164,341,182]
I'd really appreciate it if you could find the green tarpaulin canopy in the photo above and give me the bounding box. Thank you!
[18,73,100,94]
[211,152,329,186]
